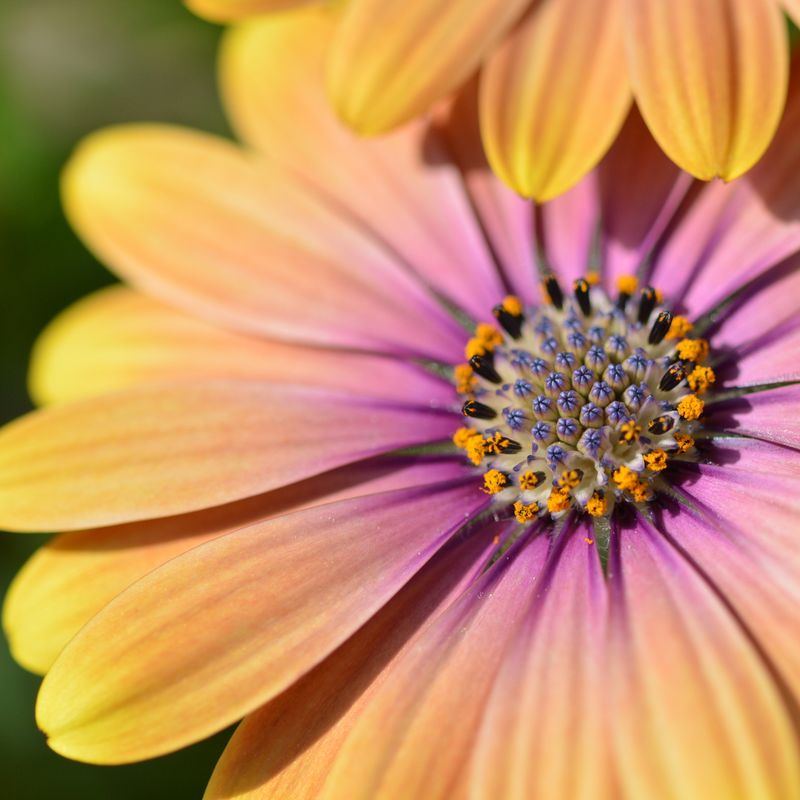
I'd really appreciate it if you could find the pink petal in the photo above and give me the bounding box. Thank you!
[64,125,466,360]
[708,382,800,448]
[0,380,458,531]
[318,532,551,799]
[5,455,466,674]
[36,480,488,764]
[470,530,613,799]
[608,519,800,799]
[434,81,538,303]
[205,515,504,800]
[220,12,506,321]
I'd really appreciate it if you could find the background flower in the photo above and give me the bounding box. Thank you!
[1,6,800,798]
[185,0,800,201]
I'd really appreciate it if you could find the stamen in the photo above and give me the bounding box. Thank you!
[454,364,476,394]
[513,500,540,522]
[667,315,694,340]
[542,274,564,310]
[462,400,497,420]
[675,338,709,363]
[469,354,502,384]
[573,278,592,316]
[648,310,673,345]
[687,365,716,394]
[586,491,608,517]
[482,469,508,494]
[677,394,704,420]
[454,283,711,521]
[643,449,668,471]
[493,296,524,339]
[616,275,638,310]
[637,286,658,324]
[659,363,687,391]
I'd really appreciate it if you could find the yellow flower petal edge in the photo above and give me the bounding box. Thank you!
[326,0,530,135]
[625,0,789,182]
[480,0,631,201]
[185,0,312,23]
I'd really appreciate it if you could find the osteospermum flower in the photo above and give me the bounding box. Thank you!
[186,0,800,201]
[3,8,800,798]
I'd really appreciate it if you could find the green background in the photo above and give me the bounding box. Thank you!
[0,1,234,796]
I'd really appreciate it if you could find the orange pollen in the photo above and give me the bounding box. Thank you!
[643,449,668,472]
[677,394,704,420]
[501,295,524,316]
[585,273,601,286]
[676,338,709,363]
[687,365,716,395]
[452,426,480,449]
[519,470,540,491]
[482,469,508,495]
[613,466,640,492]
[674,432,695,453]
[616,275,638,295]
[558,469,581,490]
[465,337,488,360]
[547,487,572,513]
[482,431,511,455]
[631,481,652,503]
[466,436,488,466]
[620,420,642,442]
[586,492,608,517]
[475,323,504,349]
[513,500,539,523]
[454,364,477,394]
[667,315,694,340]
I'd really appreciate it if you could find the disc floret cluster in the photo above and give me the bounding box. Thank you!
[453,275,714,522]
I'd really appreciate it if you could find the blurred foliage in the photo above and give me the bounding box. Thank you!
[0,1,233,797]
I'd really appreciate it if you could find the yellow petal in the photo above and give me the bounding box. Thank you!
[29,286,454,408]
[36,482,485,764]
[785,0,800,24]
[0,381,456,531]
[480,0,631,201]
[4,457,466,675]
[625,0,789,181]
[185,0,312,23]
[221,10,506,318]
[326,0,530,135]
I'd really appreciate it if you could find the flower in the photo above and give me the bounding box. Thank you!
[3,7,800,798]
[185,0,800,201]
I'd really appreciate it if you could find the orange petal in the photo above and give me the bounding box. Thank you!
[609,522,800,799]
[326,0,530,135]
[29,286,453,407]
[0,381,456,531]
[319,535,550,799]
[36,481,486,763]
[205,516,503,800]
[480,0,631,201]
[470,534,612,799]
[63,125,464,360]
[221,9,505,320]
[785,0,800,24]
[625,0,789,181]
[4,456,466,675]
[185,0,311,23]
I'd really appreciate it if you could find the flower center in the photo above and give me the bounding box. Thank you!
[452,275,714,522]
